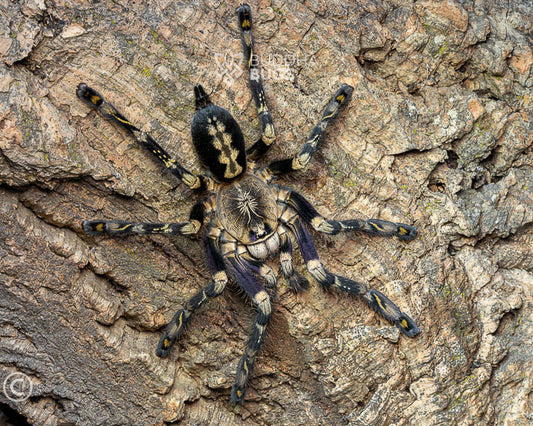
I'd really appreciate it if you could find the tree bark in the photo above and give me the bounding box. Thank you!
[1,0,531,424]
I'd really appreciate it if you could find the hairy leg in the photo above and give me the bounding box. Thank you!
[156,237,228,357]
[280,188,417,241]
[268,83,353,174]
[279,225,309,292]
[77,83,203,190]
[286,217,419,337]
[83,202,205,238]
[237,3,276,161]
[224,249,272,404]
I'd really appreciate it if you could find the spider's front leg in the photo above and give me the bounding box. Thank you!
[237,3,276,161]
[281,188,418,241]
[156,237,228,357]
[83,202,205,237]
[223,246,272,404]
[279,225,309,292]
[76,83,204,191]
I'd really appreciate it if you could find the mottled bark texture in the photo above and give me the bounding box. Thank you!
[1,0,532,424]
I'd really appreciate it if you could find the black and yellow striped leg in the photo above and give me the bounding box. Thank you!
[285,190,417,241]
[156,238,228,357]
[83,202,205,237]
[288,218,420,337]
[236,4,276,161]
[268,83,354,174]
[226,256,272,404]
[279,226,309,292]
[76,83,203,191]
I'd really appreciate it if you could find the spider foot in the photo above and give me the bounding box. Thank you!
[236,4,252,31]
[364,220,418,241]
[155,332,178,358]
[155,309,189,358]
[395,223,418,241]
[288,272,309,293]
[332,83,354,108]
[82,220,122,235]
[76,83,103,107]
[367,290,420,337]
[231,355,253,405]
[231,386,245,405]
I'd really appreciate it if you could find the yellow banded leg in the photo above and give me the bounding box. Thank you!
[287,217,420,337]
[76,83,203,190]
[82,219,201,236]
[83,202,205,237]
[231,289,272,404]
[223,252,273,404]
[285,189,417,241]
[156,269,228,357]
[156,233,227,358]
[236,4,276,161]
[268,84,353,174]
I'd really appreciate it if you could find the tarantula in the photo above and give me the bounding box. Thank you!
[78,4,420,404]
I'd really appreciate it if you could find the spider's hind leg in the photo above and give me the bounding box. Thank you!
[237,3,276,161]
[76,83,203,190]
[287,217,420,338]
[279,225,309,292]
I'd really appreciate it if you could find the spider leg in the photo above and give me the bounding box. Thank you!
[281,188,417,241]
[76,83,204,191]
[236,4,276,161]
[268,84,353,174]
[285,216,420,338]
[223,247,272,404]
[83,202,205,237]
[156,237,227,357]
[237,254,278,288]
[279,225,309,292]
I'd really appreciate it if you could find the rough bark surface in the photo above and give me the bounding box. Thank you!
[1,0,532,425]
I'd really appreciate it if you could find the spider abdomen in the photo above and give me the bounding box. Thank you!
[191,104,247,182]
[216,173,278,245]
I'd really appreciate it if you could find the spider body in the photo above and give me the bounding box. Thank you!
[78,3,420,405]
[216,173,279,246]
[191,87,247,182]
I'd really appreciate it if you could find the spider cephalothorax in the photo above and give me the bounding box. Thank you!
[78,3,420,405]
[217,174,279,246]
